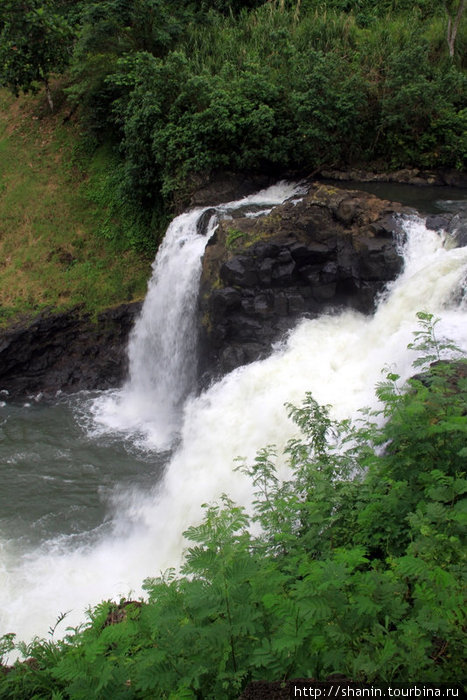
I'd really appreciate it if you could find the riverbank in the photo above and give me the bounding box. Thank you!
[0,88,150,326]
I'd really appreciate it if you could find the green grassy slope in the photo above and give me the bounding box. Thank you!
[0,86,151,325]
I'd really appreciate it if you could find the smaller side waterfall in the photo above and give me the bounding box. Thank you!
[125,209,219,445]
[89,182,304,450]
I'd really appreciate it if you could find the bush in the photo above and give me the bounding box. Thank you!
[375,43,467,168]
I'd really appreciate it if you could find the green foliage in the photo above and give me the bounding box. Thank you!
[84,144,165,253]
[0,0,73,107]
[301,0,445,21]
[0,88,151,319]
[1,314,466,696]
[374,42,467,167]
[407,311,465,367]
[226,228,249,248]
[64,0,190,136]
[198,0,264,15]
[72,0,187,60]
[104,9,374,204]
[79,2,466,212]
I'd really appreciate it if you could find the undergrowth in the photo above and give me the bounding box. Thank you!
[1,313,465,697]
[0,88,151,324]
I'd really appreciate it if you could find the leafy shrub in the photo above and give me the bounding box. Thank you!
[111,32,371,202]
[375,43,467,167]
[84,144,166,253]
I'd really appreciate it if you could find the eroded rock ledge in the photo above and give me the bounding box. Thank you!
[198,183,412,378]
[0,302,141,399]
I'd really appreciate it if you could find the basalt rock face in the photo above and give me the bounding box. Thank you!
[199,183,410,378]
[0,302,142,399]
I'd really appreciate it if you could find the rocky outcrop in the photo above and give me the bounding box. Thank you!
[198,183,411,378]
[319,167,467,188]
[425,212,467,248]
[0,302,141,399]
[174,171,276,213]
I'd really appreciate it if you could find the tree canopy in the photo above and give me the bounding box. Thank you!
[0,0,73,110]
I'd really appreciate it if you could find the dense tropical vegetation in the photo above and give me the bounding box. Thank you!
[1,0,466,253]
[0,316,465,696]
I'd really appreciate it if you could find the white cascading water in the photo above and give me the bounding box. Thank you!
[88,182,304,450]
[1,191,467,650]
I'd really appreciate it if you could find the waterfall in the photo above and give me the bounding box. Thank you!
[1,197,467,651]
[88,181,304,450]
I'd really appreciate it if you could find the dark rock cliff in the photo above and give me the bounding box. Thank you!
[0,302,141,399]
[198,183,412,379]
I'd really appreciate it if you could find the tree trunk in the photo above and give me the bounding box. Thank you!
[294,0,301,23]
[44,78,54,112]
[444,0,466,57]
